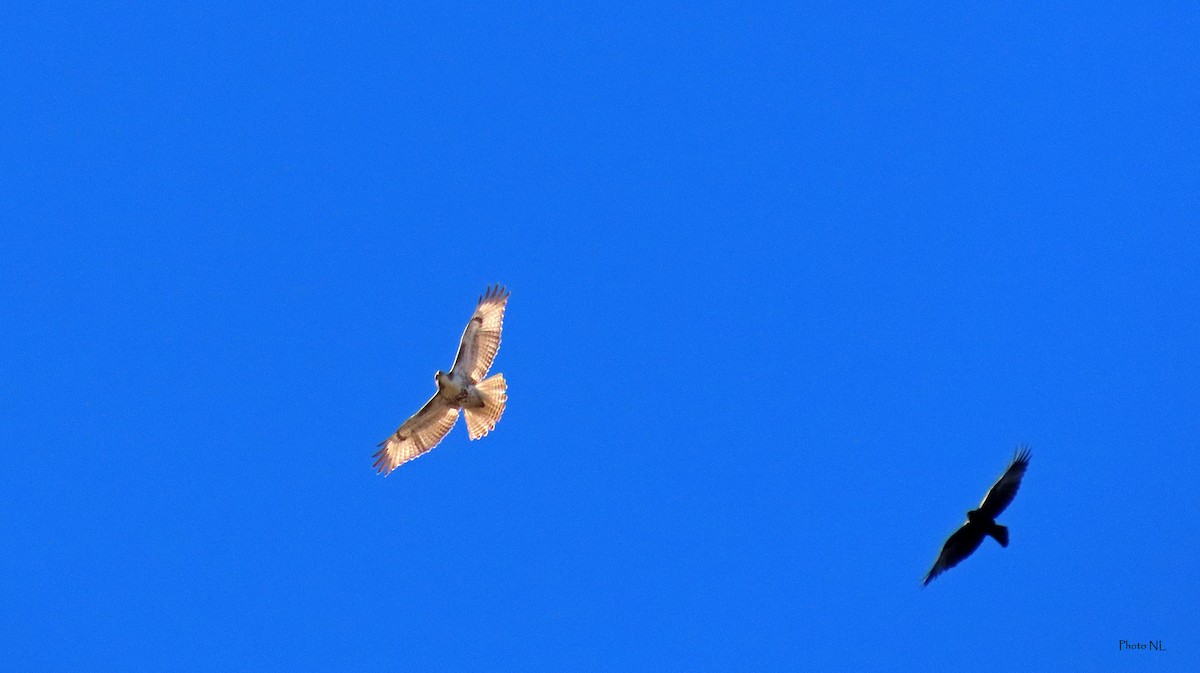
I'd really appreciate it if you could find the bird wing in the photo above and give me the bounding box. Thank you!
[923,522,987,585]
[449,284,510,383]
[373,394,460,475]
[976,446,1031,519]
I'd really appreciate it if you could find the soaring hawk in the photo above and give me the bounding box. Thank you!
[924,447,1031,585]
[373,285,510,475]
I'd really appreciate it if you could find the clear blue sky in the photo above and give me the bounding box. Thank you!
[2,2,1197,670]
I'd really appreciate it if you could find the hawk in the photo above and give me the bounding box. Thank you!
[923,447,1031,585]
[373,285,510,475]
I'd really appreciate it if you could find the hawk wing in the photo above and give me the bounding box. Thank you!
[449,284,509,383]
[977,446,1031,519]
[923,522,986,586]
[373,394,460,475]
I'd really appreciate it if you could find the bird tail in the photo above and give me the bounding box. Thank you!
[464,373,506,440]
[988,523,1009,547]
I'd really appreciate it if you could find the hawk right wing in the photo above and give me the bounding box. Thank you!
[977,446,1031,519]
[373,394,461,476]
[450,284,509,383]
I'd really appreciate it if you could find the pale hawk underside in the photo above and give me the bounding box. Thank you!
[373,285,510,475]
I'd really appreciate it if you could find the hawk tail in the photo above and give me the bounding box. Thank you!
[988,523,1009,548]
[465,373,506,440]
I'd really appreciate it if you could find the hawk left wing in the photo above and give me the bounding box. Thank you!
[373,394,461,475]
[923,523,986,586]
[450,284,509,383]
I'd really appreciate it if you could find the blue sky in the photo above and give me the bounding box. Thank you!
[2,2,1197,670]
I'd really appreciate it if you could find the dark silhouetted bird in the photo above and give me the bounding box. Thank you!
[923,447,1031,586]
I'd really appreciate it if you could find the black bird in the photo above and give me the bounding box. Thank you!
[924,447,1031,586]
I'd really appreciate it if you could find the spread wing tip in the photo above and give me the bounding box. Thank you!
[923,554,947,586]
[479,283,510,305]
[372,442,396,476]
[1013,445,1032,466]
